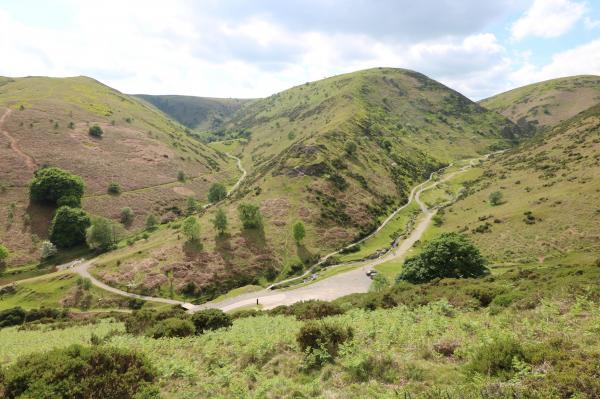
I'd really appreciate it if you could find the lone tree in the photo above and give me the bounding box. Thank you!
[212,208,228,236]
[181,216,201,243]
[208,183,227,203]
[120,207,134,226]
[397,232,488,284]
[145,214,158,231]
[238,203,263,230]
[293,221,306,244]
[29,167,84,207]
[86,217,122,252]
[49,206,91,248]
[489,191,504,206]
[186,196,198,215]
[40,240,57,260]
[88,124,103,138]
[0,244,9,272]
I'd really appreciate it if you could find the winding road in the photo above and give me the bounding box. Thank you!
[3,150,489,313]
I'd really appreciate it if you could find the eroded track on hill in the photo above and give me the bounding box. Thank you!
[0,108,37,171]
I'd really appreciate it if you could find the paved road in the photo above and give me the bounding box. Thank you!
[4,153,486,312]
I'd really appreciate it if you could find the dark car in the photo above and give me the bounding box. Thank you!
[366,269,378,279]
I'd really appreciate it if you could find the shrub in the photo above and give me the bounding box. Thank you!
[186,196,198,215]
[212,208,228,235]
[208,182,227,203]
[297,320,353,360]
[177,170,186,182]
[29,167,84,206]
[191,309,232,334]
[466,335,525,379]
[238,203,263,230]
[88,124,103,137]
[293,221,306,244]
[76,276,92,290]
[107,182,121,195]
[40,240,57,260]
[120,207,134,226]
[397,233,488,284]
[149,317,195,338]
[0,307,26,328]
[125,309,156,335]
[145,214,158,230]
[275,300,345,320]
[0,244,8,271]
[86,216,123,252]
[49,206,91,248]
[489,191,503,206]
[2,344,157,398]
[345,141,357,156]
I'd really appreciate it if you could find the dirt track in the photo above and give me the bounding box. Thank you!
[0,108,37,171]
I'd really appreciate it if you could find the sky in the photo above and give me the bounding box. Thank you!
[0,0,599,100]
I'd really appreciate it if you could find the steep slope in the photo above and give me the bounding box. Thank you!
[90,68,523,301]
[0,76,236,267]
[480,75,600,134]
[135,94,253,134]
[426,103,600,265]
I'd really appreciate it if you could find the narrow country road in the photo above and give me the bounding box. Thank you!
[0,108,37,171]
[3,152,486,313]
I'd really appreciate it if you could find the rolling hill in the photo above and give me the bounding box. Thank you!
[0,76,237,268]
[88,68,525,301]
[135,94,253,134]
[418,102,600,267]
[479,75,600,135]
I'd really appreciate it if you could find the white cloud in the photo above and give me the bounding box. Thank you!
[511,0,586,40]
[510,38,600,86]
[584,16,600,29]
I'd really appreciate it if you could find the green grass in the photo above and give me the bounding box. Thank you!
[212,284,263,302]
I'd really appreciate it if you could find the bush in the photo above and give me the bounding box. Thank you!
[191,309,232,334]
[271,300,344,320]
[345,141,357,156]
[49,206,91,248]
[293,221,306,244]
[120,207,134,226]
[86,216,123,252]
[466,335,525,379]
[238,203,263,230]
[29,167,84,206]
[149,317,195,338]
[125,309,156,335]
[0,244,8,271]
[397,233,488,284]
[489,191,503,206]
[145,214,158,231]
[2,344,157,398]
[40,240,57,260]
[88,124,103,137]
[0,307,26,328]
[107,182,121,195]
[177,170,186,182]
[208,182,227,203]
[297,320,353,361]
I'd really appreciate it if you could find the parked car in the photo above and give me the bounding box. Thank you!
[366,269,378,279]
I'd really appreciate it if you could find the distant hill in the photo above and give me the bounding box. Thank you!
[0,76,236,267]
[480,75,600,134]
[135,94,253,133]
[429,102,600,265]
[89,67,525,300]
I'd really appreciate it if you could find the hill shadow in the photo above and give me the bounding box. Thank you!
[241,227,266,250]
[214,233,234,262]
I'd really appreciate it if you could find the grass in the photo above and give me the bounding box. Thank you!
[212,284,263,303]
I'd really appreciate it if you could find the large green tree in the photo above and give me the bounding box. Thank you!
[29,167,84,207]
[397,233,488,284]
[207,183,227,203]
[238,203,263,230]
[49,206,91,248]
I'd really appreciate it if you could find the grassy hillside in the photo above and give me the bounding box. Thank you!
[135,94,253,134]
[0,76,236,268]
[480,75,600,135]
[88,68,523,302]
[413,103,600,269]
